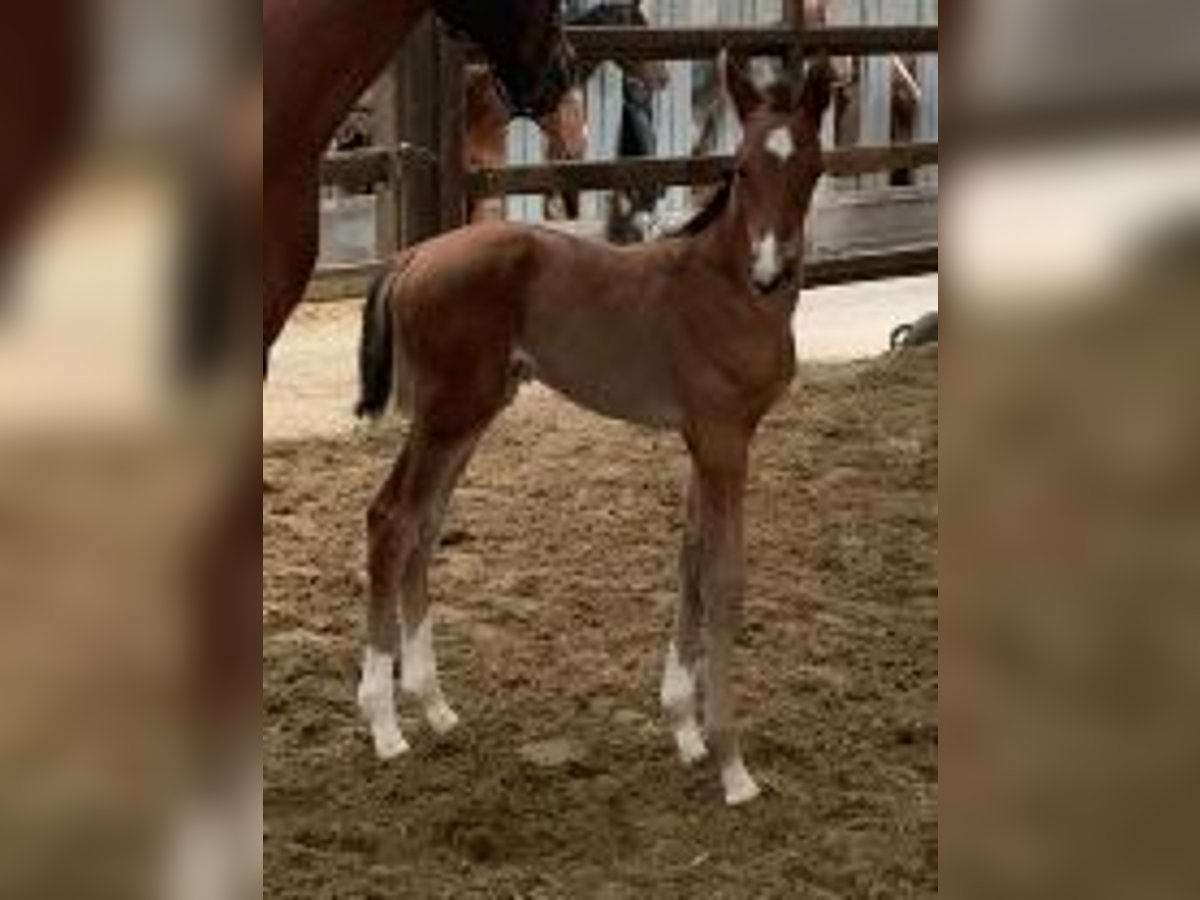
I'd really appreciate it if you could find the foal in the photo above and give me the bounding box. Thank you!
[355,54,833,806]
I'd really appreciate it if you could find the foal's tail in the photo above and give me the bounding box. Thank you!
[355,258,410,419]
[355,270,394,418]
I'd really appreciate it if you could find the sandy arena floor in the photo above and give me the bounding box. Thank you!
[264,303,938,896]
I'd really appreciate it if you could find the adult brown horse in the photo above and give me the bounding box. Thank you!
[0,2,86,279]
[464,66,589,222]
[263,0,576,369]
[464,0,669,224]
[354,53,834,806]
[175,2,572,888]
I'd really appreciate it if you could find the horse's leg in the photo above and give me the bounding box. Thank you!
[360,353,512,754]
[661,465,709,764]
[263,168,319,368]
[467,102,508,223]
[540,88,585,221]
[689,426,759,806]
[358,446,416,759]
[889,57,918,187]
[396,425,486,735]
[359,430,466,754]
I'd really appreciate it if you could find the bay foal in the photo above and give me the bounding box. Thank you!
[356,54,833,806]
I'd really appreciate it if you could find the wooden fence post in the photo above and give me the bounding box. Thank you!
[782,0,805,85]
[396,13,441,245]
[858,0,891,191]
[436,27,467,231]
[372,69,402,263]
[917,0,939,186]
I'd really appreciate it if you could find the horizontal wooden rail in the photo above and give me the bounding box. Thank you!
[804,243,938,288]
[464,26,940,64]
[321,143,939,194]
[563,25,938,61]
[319,143,438,191]
[307,242,938,302]
[320,149,389,187]
[468,143,938,198]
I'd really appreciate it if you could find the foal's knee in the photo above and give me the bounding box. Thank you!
[702,575,746,631]
[367,493,394,539]
[367,490,413,555]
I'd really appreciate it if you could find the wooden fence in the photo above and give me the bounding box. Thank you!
[310,3,939,301]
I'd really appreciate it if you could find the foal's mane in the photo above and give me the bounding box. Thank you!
[669,172,733,238]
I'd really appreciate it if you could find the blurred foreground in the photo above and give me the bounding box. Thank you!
[0,0,1198,897]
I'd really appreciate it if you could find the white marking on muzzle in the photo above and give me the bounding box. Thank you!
[751,232,782,288]
[765,125,795,162]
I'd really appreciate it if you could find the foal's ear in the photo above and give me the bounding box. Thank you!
[721,50,761,122]
[796,55,835,131]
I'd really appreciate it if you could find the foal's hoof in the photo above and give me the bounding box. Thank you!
[673,721,709,766]
[370,723,411,760]
[721,759,762,807]
[425,701,461,736]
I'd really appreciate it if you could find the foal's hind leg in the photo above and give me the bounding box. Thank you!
[358,447,416,759]
[661,467,708,765]
[359,427,483,755]
[396,426,485,735]
[359,352,515,757]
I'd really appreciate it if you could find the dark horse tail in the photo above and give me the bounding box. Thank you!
[355,268,397,419]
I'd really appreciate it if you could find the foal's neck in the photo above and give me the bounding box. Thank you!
[679,204,802,319]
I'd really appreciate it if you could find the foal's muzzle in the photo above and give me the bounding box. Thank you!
[752,263,800,296]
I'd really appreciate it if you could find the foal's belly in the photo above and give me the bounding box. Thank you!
[531,365,683,430]
[513,234,686,429]
[516,329,683,430]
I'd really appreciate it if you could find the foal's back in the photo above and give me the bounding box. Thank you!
[393,221,694,427]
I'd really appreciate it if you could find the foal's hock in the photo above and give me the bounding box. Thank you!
[355,54,833,806]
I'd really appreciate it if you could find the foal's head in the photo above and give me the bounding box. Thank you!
[722,53,833,295]
[436,0,576,120]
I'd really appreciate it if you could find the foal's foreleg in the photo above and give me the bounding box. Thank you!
[662,469,708,764]
[693,438,760,805]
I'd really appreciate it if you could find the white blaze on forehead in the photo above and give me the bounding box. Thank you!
[748,60,771,89]
[764,125,796,162]
[751,232,782,286]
